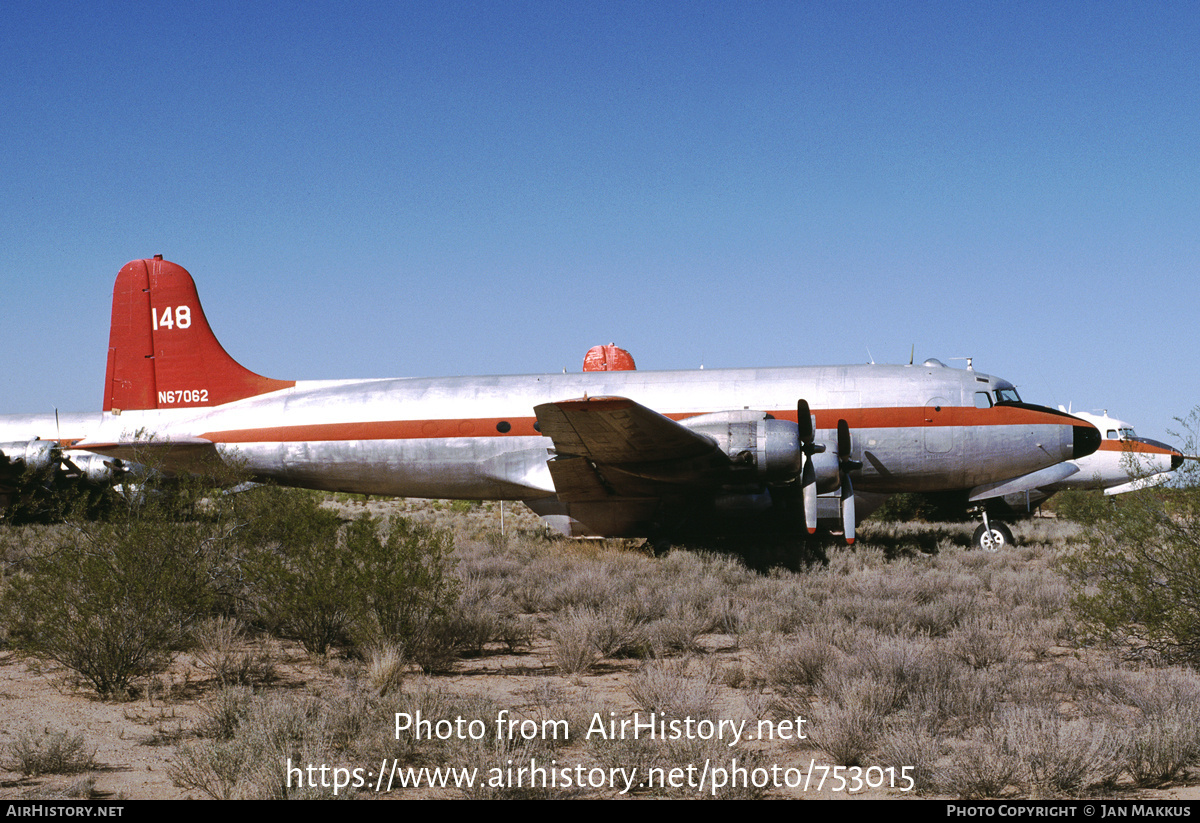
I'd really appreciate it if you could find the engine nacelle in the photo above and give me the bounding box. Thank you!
[682,410,802,481]
[808,448,844,494]
[0,440,59,473]
[69,453,120,484]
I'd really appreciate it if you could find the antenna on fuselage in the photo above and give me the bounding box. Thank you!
[866,346,875,364]
[949,356,974,371]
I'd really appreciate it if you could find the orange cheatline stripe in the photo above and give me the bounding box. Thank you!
[198,405,1086,444]
[1096,440,1178,455]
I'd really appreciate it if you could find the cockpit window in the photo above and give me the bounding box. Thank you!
[1119,427,1136,439]
[994,388,1021,404]
[974,392,993,409]
[1107,429,1119,440]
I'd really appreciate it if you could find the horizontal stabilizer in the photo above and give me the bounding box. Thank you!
[73,436,216,475]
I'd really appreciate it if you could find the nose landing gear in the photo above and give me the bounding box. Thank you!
[971,509,1014,552]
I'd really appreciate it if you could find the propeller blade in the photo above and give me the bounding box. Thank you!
[802,457,817,534]
[798,399,813,445]
[837,418,851,459]
[841,474,855,544]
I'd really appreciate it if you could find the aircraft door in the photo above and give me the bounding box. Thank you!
[924,397,953,454]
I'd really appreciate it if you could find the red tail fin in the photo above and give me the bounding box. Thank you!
[103,257,295,412]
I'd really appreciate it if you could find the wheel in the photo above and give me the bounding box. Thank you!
[973,521,1014,552]
[646,535,673,557]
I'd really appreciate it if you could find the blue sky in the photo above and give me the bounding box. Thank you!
[3,1,1197,444]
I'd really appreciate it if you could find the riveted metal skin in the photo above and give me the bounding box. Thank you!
[0,259,1105,539]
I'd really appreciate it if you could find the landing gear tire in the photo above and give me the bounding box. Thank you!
[646,535,673,557]
[973,521,1014,552]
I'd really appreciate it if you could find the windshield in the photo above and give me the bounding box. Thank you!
[994,387,1022,404]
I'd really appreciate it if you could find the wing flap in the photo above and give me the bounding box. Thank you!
[546,455,611,502]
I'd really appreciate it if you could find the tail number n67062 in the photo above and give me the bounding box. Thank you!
[158,389,208,405]
[152,306,192,330]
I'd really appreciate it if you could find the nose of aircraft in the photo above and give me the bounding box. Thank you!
[1073,423,1101,460]
[1133,436,1185,472]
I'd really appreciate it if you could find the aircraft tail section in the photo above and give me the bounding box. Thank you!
[103,256,295,412]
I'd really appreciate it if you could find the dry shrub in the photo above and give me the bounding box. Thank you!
[627,657,720,720]
[755,630,840,689]
[903,652,1000,736]
[800,675,895,766]
[519,681,588,750]
[876,717,942,795]
[1001,706,1123,796]
[949,616,1015,670]
[1126,713,1200,785]
[590,733,664,794]
[938,725,1022,798]
[192,616,275,686]
[5,727,96,776]
[1106,667,1200,784]
[172,689,348,799]
[454,734,564,799]
[548,606,605,674]
[644,603,708,656]
[366,642,406,697]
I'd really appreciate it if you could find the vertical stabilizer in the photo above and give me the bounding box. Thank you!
[103,257,295,412]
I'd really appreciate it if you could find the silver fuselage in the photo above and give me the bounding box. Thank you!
[1,361,1087,504]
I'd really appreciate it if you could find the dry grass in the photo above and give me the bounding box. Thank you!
[6,500,1200,799]
[4,727,96,777]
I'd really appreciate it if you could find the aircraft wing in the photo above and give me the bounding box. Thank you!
[534,396,716,464]
[533,396,728,503]
[967,462,1080,502]
[1104,472,1173,496]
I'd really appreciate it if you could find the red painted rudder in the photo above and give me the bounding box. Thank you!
[103,256,295,412]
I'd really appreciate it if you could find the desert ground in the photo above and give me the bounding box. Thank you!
[3,497,1200,801]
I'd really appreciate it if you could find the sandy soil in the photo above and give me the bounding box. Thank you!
[3,500,1199,801]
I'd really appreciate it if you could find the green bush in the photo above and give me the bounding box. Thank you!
[1063,409,1200,667]
[245,498,461,664]
[0,465,121,525]
[2,455,272,697]
[2,513,233,697]
[1051,489,1111,525]
[242,489,349,655]
[344,514,461,670]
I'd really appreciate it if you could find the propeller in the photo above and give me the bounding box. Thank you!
[836,419,863,544]
[793,403,862,544]
[797,400,821,534]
